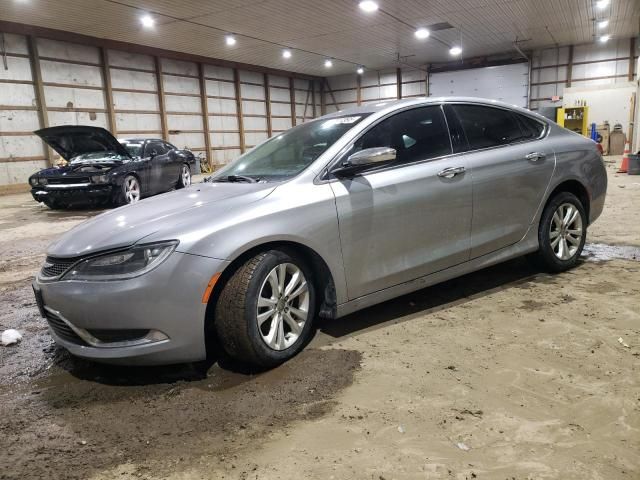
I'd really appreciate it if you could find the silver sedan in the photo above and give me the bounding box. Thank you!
[33,97,607,368]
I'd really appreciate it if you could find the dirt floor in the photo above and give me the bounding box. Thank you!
[0,159,638,480]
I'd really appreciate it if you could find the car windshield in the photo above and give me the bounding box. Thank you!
[211,114,370,182]
[70,151,128,163]
[121,142,143,157]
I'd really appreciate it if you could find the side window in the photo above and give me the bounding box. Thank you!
[353,106,452,164]
[146,142,168,157]
[164,142,177,151]
[516,114,545,139]
[452,105,524,149]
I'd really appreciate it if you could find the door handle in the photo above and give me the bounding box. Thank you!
[437,166,466,179]
[525,152,546,161]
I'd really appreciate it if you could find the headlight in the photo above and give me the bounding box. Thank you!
[62,241,178,281]
[38,178,48,186]
[91,174,108,184]
[29,177,38,186]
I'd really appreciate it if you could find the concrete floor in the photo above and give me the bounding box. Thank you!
[0,157,638,479]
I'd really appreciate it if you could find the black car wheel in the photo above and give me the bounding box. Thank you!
[115,175,142,206]
[533,192,587,272]
[177,164,191,189]
[214,250,316,369]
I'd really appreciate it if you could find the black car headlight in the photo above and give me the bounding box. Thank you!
[29,177,38,186]
[38,178,48,186]
[62,241,178,281]
[91,174,108,184]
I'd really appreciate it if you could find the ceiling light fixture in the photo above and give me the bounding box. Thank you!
[225,34,237,46]
[599,34,610,43]
[597,19,609,28]
[282,49,292,59]
[414,28,430,39]
[140,15,155,28]
[449,46,462,56]
[324,59,333,68]
[357,66,365,74]
[596,0,610,9]
[359,1,379,12]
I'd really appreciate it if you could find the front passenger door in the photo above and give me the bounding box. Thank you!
[330,105,473,300]
[146,141,172,193]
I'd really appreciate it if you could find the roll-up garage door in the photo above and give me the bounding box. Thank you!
[429,63,529,108]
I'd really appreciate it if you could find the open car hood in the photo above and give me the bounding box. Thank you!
[35,126,131,161]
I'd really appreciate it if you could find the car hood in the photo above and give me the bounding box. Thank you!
[35,126,131,161]
[46,182,277,258]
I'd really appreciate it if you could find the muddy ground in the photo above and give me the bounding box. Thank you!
[0,159,638,479]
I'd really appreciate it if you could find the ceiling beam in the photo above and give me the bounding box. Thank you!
[0,20,321,81]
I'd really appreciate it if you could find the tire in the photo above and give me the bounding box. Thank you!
[533,192,587,272]
[177,164,191,189]
[114,175,141,206]
[214,250,316,368]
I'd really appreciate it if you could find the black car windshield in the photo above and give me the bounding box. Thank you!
[70,151,128,163]
[121,142,143,157]
[211,114,370,181]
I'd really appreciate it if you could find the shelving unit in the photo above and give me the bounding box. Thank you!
[556,106,589,136]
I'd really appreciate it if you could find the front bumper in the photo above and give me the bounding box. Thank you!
[33,251,229,365]
[31,184,115,206]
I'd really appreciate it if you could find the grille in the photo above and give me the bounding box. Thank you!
[41,256,78,278]
[47,177,91,185]
[45,311,87,346]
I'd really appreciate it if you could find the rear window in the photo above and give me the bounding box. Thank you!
[452,104,525,150]
[516,114,546,139]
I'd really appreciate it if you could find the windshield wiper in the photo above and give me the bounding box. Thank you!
[212,175,259,183]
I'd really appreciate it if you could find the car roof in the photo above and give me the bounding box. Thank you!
[323,96,548,122]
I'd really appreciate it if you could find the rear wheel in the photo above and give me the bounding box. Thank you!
[115,175,141,206]
[534,192,587,272]
[177,164,191,189]
[214,250,316,368]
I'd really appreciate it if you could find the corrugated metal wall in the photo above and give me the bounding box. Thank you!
[0,31,320,190]
[529,38,638,112]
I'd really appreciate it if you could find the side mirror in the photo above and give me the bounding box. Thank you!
[333,147,396,178]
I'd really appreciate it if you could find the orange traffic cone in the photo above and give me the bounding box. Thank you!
[618,140,630,173]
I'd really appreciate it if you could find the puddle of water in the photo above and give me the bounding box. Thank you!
[583,243,640,262]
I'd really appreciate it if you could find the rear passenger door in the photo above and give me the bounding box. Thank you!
[447,104,555,258]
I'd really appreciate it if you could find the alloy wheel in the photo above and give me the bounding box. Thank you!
[256,263,309,351]
[549,202,583,260]
[124,177,141,204]
[182,165,191,187]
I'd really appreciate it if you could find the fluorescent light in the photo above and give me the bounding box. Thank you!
[282,49,292,59]
[225,34,236,46]
[599,34,610,43]
[324,59,333,68]
[359,1,379,12]
[597,19,609,28]
[140,15,155,28]
[596,0,609,9]
[357,67,364,74]
[414,28,430,39]
[449,46,462,56]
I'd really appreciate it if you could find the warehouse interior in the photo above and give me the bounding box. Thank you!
[0,1,639,479]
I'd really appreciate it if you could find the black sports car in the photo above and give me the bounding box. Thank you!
[29,126,196,209]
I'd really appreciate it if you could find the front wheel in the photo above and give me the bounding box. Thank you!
[214,250,316,368]
[177,164,191,189]
[533,192,587,272]
[115,175,141,206]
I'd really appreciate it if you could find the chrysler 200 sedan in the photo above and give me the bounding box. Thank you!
[33,97,607,368]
